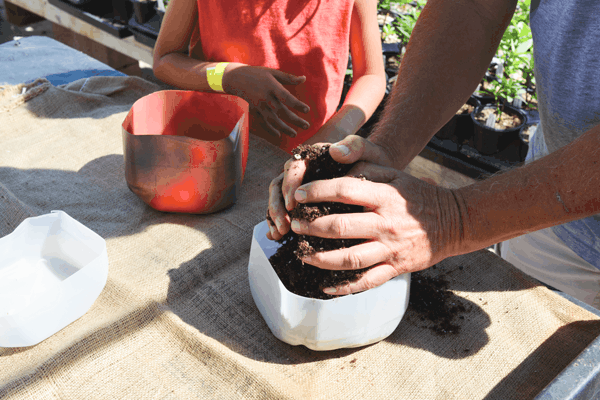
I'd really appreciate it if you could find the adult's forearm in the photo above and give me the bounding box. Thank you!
[368,0,518,170]
[454,124,600,255]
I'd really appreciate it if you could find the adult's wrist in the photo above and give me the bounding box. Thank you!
[450,182,513,256]
[366,129,405,169]
[362,135,397,169]
[442,187,473,257]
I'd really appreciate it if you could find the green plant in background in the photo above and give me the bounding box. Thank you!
[375,0,537,109]
[488,74,526,108]
[394,0,425,45]
[382,22,397,42]
[396,9,419,45]
[485,0,537,112]
[377,0,425,45]
[378,0,393,11]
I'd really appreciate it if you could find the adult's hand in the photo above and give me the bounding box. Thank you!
[223,65,311,139]
[288,164,464,295]
[266,135,395,240]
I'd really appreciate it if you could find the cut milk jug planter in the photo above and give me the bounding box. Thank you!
[248,220,411,351]
[122,90,249,214]
[0,211,108,348]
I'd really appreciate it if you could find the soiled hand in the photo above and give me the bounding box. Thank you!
[266,135,395,241]
[288,164,463,295]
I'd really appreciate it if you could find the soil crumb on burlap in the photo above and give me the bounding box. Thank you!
[268,144,371,300]
[409,266,469,335]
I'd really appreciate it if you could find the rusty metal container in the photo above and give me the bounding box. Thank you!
[122,90,249,214]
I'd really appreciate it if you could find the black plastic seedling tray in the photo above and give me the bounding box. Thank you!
[48,0,131,38]
[425,134,526,179]
[127,15,160,47]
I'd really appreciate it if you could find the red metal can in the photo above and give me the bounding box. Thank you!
[122,90,249,214]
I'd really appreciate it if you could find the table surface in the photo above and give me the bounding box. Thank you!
[6,0,155,65]
[0,36,124,86]
[2,35,600,400]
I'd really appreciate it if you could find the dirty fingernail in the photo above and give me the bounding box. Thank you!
[275,217,285,231]
[295,188,307,201]
[324,287,337,294]
[286,199,294,211]
[331,144,350,157]
[291,220,301,231]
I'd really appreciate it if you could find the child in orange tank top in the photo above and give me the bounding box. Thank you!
[153,0,386,154]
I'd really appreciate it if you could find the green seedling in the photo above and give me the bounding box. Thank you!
[484,0,537,116]
[396,8,420,44]
[382,22,397,41]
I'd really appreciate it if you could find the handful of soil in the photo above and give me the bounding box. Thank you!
[268,144,372,300]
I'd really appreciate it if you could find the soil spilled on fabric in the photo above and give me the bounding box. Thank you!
[409,267,469,335]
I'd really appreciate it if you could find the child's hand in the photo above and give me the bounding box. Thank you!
[223,65,311,139]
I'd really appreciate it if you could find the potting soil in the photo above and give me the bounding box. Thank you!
[268,144,371,299]
[475,106,523,130]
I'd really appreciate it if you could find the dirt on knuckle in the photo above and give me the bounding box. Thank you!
[389,248,404,268]
[380,218,397,237]
[269,178,281,192]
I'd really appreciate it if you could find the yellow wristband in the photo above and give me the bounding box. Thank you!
[207,62,229,92]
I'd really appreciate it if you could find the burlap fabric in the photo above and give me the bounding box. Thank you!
[1,76,600,399]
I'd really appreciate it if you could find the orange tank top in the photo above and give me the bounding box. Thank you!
[191,0,354,153]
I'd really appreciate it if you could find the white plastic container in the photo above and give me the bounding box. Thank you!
[248,220,410,351]
[0,211,108,348]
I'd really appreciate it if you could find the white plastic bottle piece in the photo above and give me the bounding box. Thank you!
[248,220,410,351]
[0,211,108,348]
